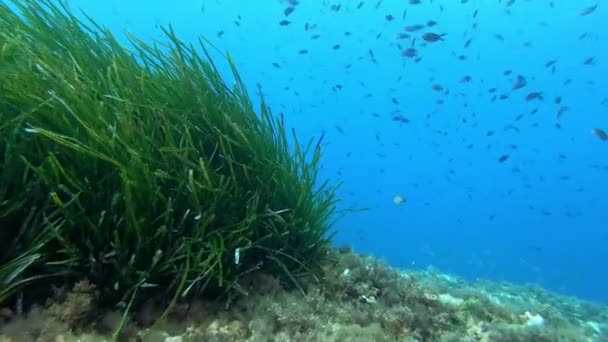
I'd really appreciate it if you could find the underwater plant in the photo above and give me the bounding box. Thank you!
[0,0,340,325]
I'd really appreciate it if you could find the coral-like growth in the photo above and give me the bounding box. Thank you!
[3,249,607,341]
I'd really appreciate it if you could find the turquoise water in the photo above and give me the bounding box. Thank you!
[63,1,607,303]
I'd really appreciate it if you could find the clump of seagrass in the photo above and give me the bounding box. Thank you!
[0,0,340,331]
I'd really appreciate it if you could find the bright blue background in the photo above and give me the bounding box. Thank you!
[58,0,607,303]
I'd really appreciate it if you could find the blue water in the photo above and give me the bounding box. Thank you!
[62,0,607,303]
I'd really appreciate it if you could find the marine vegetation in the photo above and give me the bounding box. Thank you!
[0,0,339,332]
[2,1,608,341]
[1,249,607,341]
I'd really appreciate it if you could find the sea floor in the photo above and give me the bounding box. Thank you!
[1,250,606,342]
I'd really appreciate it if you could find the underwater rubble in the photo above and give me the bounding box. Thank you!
[1,248,606,342]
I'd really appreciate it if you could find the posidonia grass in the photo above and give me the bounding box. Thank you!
[0,0,341,331]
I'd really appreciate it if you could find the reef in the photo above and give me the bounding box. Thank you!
[1,249,607,341]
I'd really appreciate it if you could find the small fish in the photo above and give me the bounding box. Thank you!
[524,92,543,101]
[393,194,407,205]
[431,84,444,92]
[422,32,446,42]
[591,128,608,141]
[401,48,417,58]
[284,7,295,16]
[556,106,569,118]
[504,124,520,133]
[513,75,527,90]
[392,115,410,123]
[545,59,557,68]
[498,154,510,163]
[279,20,290,26]
[405,24,425,32]
[580,4,598,16]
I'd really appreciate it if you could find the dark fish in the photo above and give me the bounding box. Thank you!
[426,20,437,26]
[591,128,608,141]
[279,20,290,26]
[524,92,543,101]
[513,75,527,90]
[580,4,598,16]
[405,24,425,32]
[431,84,444,92]
[385,14,394,21]
[392,115,410,123]
[284,7,295,16]
[498,154,510,163]
[422,32,446,42]
[556,106,569,118]
[401,48,417,58]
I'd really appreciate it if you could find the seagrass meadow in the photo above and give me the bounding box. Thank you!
[0,0,339,332]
